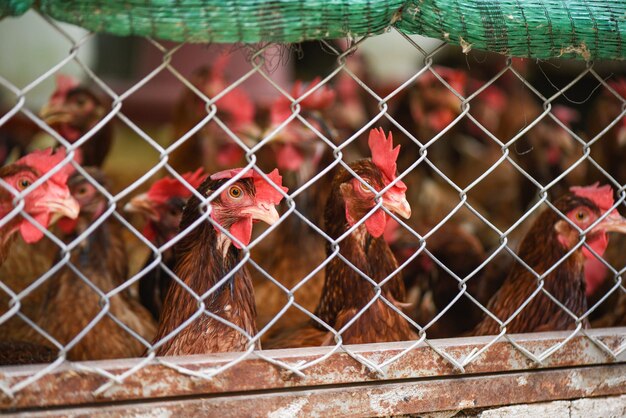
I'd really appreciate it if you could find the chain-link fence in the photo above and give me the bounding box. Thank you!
[1,9,626,416]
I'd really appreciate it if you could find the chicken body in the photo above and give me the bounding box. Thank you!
[125,170,207,320]
[0,149,79,363]
[152,169,286,356]
[36,170,155,360]
[473,185,626,335]
[268,129,416,348]
[40,76,112,167]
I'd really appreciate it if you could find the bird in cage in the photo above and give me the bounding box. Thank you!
[586,78,626,187]
[40,74,113,168]
[0,148,79,364]
[0,148,79,263]
[151,167,287,355]
[124,169,208,321]
[582,78,626,326]
[385,220,503,339]
[473,183,626,335]
[266,128,417,348]
[251,77,338,343]
[27,168,156,361]
[168,56,260,175]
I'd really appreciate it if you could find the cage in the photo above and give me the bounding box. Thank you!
[0,1,626,416]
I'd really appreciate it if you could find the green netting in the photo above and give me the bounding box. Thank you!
[398,0,626,61]
[1,0,625,60]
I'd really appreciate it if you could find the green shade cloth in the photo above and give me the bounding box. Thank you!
[1,0,625,60]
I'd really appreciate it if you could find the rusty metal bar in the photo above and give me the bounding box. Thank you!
[2,328,625,411]
[10,363,626,417]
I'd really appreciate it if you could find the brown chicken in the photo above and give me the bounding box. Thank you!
[124,169,207,320]
[40,75,113,167]
[152,167,287,355]
[587,78,626,185]
[0,148,79,363]
[252,79,337,343]
[267,128,416,348]
[513,105,587,211]
[0,148,78,263]
[168,57,259,174]
[473,184,626,335]
[388,222,493,338]
[0,112,40,165]
[36,169,156,360]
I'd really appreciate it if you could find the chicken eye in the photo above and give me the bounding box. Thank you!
[228,186,243,199]
[16,178,31,191]
[74,95,88,107]
[75,185,89,197]
[359,180,373,193]
[576,211,587,221]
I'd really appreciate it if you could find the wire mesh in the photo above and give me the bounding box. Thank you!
[0,10,626,405]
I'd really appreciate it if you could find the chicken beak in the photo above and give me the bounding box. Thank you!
[39,195,80,224]
[596,211,626,234]
[40,103,71,125]
[124,193,159,221]
[243,202,280,225]
[383,193,412,219]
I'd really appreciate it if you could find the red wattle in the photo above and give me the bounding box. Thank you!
[584,256,608,297]
[277,144,304,172]
[364,209,387,238]
[19,213,49,243]
[57,217,78,235]
[228,216,252,249]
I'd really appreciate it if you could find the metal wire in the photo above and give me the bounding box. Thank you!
[0,13,625,399]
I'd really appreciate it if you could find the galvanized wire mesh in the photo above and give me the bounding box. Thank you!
[0,10,625,404]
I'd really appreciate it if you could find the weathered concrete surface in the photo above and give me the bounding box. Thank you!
[474,394,626,418]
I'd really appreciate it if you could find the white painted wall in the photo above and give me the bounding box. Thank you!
[0,10,95,110]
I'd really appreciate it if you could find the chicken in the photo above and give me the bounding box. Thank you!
[168,57,259,174]
[0,112,39,165]
[586,78,626,185]
[152,167,287,355]
[0,148,79,264]
[267,128,416,348]
[0,148,79,363]
[40,75,112,167]
[124,169,207,320]
[261,77,336,176]
[388,222,493,338]
[513,105,587,212]
[473,184,626,335]
[252,79,336,342]
[36,168,156,360]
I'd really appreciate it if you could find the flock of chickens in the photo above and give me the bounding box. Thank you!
[1,54,626,366]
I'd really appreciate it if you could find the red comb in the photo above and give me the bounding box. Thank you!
[419,67,467,94]
[294,77,336,110]
[210,168,288,204]
[146,169,207,204]
[367,128,407,193]
[270,77,336,126]
[607,78,626,99]
[217,88,255,128]
[483,85,506,108]
[553,105,580,126]
[570,183,615,212]
[211,54,230,83]
[16,148,75,186]
[50,74,80,105]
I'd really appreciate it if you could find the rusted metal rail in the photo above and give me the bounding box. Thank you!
[13,364,626,417]
[1,328,625,415]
